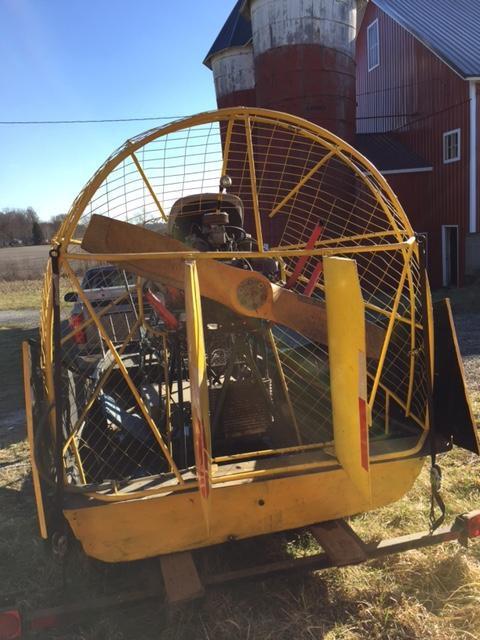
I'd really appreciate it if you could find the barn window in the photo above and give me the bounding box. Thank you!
[443,129,461,163]
[367,19,380,71]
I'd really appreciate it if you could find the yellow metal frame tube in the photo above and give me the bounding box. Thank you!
[213,440,331,463]
[267,328,302,445]
[162,333,173,453]
[368,241,415,412]
[275,230,400,251]
[62,259,183,483]
[130,151,167,222]
[244,116,264,251]
[22,341,48,539]
[221,117,234,178]
[61,290,130,345]
[269,151,335,218]
[290,270,422,330]
[62,316,143,458]
[65,239,414,264]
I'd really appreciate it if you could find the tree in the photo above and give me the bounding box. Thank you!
[32,220,44,245]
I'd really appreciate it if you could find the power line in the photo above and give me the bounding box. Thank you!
[0,115,187,126]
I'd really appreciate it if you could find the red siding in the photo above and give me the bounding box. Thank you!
[255,44,357,144]
[357,4,471,287]
[217,89,257,109]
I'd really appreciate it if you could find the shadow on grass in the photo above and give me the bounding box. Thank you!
[0,325,38,444]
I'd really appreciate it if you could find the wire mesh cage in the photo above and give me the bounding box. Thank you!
[40,108,428,491]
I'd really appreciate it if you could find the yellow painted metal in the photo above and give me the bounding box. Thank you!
[184,260,212,526]
[22,341,48,539]
[79,215,386,360]
[54,108,411,245]
[324,257,371,502]
[221,117,234,178]
[162,333,173,454]
[130,151,167,222]
[65,240,414,263]
[64,455,425,562]
[244,116,264,251]
[62,260,183,483]
[30,107,444,563]
[288,270,423,330]
[213,441,329,463]
[269,151,335,218]
[266,328,302,445]
[276,230,400,251]
[62,316,143,457]
[61,290,130,345]
[368,239,415,411]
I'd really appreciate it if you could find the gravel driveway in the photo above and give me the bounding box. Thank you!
[454,313,480,410]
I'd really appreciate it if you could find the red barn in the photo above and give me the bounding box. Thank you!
[205,0,480,287]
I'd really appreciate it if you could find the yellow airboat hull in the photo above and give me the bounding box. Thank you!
[64,455,425,562]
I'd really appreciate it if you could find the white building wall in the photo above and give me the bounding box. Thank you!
[211,45,255,99]
[250,0,357,57]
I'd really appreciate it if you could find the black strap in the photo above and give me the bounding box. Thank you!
[50,248,67,538]
[430,464,446,531]
[417,235,446,531]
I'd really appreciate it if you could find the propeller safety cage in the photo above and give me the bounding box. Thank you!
[24,108,478,562]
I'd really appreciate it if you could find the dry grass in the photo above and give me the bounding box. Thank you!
[0,245,49,281]
[1,443,479,640]
[0,280,45,310]
[0,279,73,311]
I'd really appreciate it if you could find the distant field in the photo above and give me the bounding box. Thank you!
[0,245,50,280]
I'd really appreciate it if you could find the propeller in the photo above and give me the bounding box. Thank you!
[81,215,385,359]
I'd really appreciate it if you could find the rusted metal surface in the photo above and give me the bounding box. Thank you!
[255,45,356,143]
[249,0,357,58]
[216,89,256,109]
[357,3,472,286]
[250,0,357,143]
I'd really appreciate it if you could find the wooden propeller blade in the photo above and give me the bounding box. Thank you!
[81,215,385,359]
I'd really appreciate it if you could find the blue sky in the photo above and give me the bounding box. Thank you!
[0,0,230,220]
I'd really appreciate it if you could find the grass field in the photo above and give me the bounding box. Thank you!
[0,270,479,638]
[0,280,46,310]
[0,245,49,280]
[0,279,73,311]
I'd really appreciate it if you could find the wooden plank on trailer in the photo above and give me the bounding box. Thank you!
[22,341,48,540]
[310,520,367,566]
[159,552,205,604]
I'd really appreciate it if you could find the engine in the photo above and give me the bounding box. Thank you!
[141,187,289,464]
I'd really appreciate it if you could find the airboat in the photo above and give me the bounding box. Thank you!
[23,108,479,572]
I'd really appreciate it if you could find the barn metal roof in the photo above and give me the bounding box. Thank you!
[203,0,252,68]
[355,134,432,173]
[206,1,480,78]
[373,0,480,79]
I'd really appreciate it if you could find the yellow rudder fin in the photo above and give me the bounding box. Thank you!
[324,256,371,503]
[184,260,213,531]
